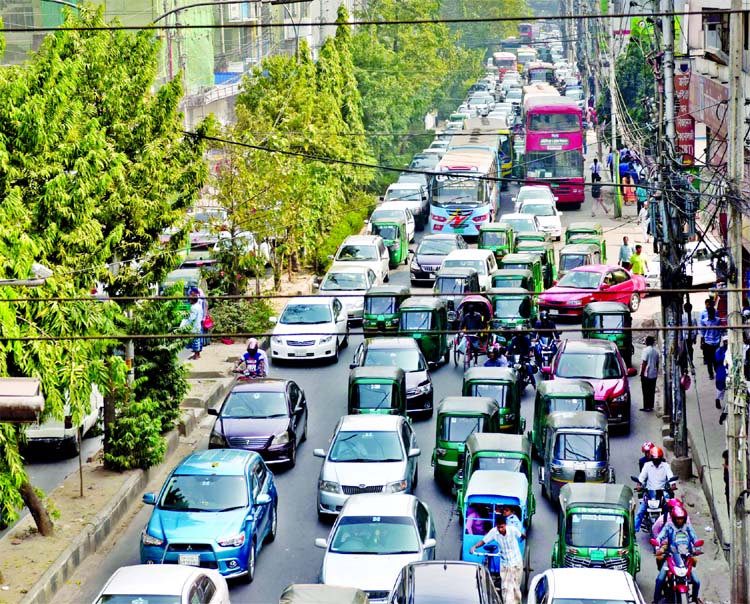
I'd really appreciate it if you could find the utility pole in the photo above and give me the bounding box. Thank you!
[726,0,750,597]
[609,0,620,217]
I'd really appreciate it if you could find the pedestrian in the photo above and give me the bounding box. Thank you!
[700,306,723,379]
[606,147,614,180]
[638,201,650,242]
[469,515,524,604]
[722,449,729,515]
[622,174,636,205]
[715,337,728,411]
[630,244,649,276]
[680,301,697,369]
[180,291,204,360]
[699,297,715,324]
[591,181,608,216]
[635,183,648,213]
[619,236,635,270]
[588,93,595,108]
[590,158,602,182]
[640,335,659,411]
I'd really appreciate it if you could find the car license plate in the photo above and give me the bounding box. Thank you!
[290,351,311,357]
[178,554,200,566]
[548,309,559,315]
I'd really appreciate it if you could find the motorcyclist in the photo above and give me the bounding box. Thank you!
[653,506,701,604]
[508,326,535,387]
[459,304,487,354]
[533,310,560,365]
[484,343,509,368]
[635,446,677,533]
[234,337,268,377]
[653,499,693,567]
[639,441,655,471]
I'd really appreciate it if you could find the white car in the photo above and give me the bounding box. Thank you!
[317,264,378,322]
[645,239,719,289]
[513,184,558,211]
[214,230,271,264]
[427,140,450,152]
[369,203,416,242]
[383,183,429,231]
[440,248,498,292]
[92,565,230,604]
[331,235,391,284]
[528,568,647,604]
[270,296,349,363]
[517,199,563,240]
[498,212,542,235]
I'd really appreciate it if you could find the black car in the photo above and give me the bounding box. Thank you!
[388,561,501,604]
[409,234,468,285]
[208,378,308,468]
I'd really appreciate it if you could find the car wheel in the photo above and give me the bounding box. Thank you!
[266,504,278,543]
[288,442,297,469]
[629,292,641,312]
[244,540,256,583]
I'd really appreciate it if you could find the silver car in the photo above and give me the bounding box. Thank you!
[315,494,436,602]
[314,415,420,519]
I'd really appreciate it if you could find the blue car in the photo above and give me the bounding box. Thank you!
[140,448,277,582]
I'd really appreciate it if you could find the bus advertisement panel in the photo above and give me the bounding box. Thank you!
[523,96,584,206]
[493,52,518,79]
[429,148,499,236]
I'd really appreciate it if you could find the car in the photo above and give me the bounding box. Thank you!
[350,337,434,415]
[383,182,429,230]
[538,264,646,318]
[528,568,647,604]
[314,415,421,519]
[140,449,278,582]
[315,494,437,602]
[409,233,469,285]
[159,266,208,297]
[388,561,501,604]
[420,147,448,161]
[186,206,228,246]
[427,140,450,152]
[318,264,378,323]
[498,212,541,236]
[92,565,230,604]
[369,202,417,242]
[331,235,391,284]
[505,88,523,104]
[645,239,719,289]
[397,170,431,191]
[517,199,563,240]
[410,153,441,172]
[269,296,349,363]
[214,230,271,264]
[487,110,509,121]
[543,339,636,432]
[208,378,308,467]
[440,248,498,292]
[512,184,557,211]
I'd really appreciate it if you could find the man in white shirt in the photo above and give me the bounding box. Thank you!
[640,335,659,411]
[470,516,524,604]
[635,446,677,532]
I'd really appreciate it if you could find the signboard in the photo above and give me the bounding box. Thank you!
[674,65,695,165]
[688,73,728,138]
[540,137,570,149]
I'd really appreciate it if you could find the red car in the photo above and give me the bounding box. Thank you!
[542,339,637,432]
[538,264,645,319]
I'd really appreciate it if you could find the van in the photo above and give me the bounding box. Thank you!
[383,182,429,230]
[440,249,498,292]
[330,235,391,284]
[368,202,416,242]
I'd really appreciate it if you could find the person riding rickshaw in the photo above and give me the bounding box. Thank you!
[453,295,494,370]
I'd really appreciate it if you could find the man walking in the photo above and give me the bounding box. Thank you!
[469,515,524,604]
[590,158,602,182]
[700,306,723,379]
[638,201,650,242]
[630,245,649,276]
[640,335,659,411]
[619,236,635,270]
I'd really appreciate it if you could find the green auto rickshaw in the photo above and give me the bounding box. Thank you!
[478,223,515,262]
[558,243,602,279]
[515,240,557,289]
[499,253,544,294]
[511,139,525,179]
[433,266,480,318]
[565,223,607,263]
[514,230,551,247]
[347,366,407,417]
[455,433,534,519]
[370,218,409,268]
[398,296,451,365]
[490,268,535,292]
[529,379,597,458]
[487,287,536,334]
[279,584,370,604]
[363,285,411,336]
[582,302,634,367]
[432,396,501,491]
[552,483,640,576]
[462,367,524,434]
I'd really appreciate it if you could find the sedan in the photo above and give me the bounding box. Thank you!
[409,234,468,285]
[93,565,230,604]
[538,265,645,319]
[314,414,420,519]
[269,296,348,363]
[208,378,308,468]
[315,494,437,602]
[517,199,563,240]
[350,338,434,415]
[498,212,541,234]
[317,265,378,323]
[513,184,557,211]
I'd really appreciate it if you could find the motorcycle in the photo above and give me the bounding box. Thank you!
[631,475,675,534]
[534,336,558,377]
[232,362,267,381]
[649,538,704,604]
[512,353,536,391]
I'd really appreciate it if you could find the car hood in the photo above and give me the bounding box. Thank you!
[323,553,422,592]
[273,322,335,337]
[149,508,247,542]
[415,253,448,267]
[554,376,626,401]
[215,416,288,438]
[535,216,560,229]
[322,460,406,486]
[539,287,596,304]
[405,370,428,390]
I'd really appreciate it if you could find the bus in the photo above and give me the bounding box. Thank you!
[519,23,533,44]
[523,96,584,207]
[458,117,512,187]
[526,60,556,85]
[522,83,559,100]
[493,52,518,79]
[516,46,537,72]
[430,145,499,236]
[501,36,522,54]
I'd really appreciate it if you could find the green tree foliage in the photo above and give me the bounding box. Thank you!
[442,0,530,52]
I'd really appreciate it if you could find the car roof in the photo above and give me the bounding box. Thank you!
[486,286,532,297]
[438,396,499,414]
[407,561,484,602]
[341,235,382,245]
[102,565,203,595]
[544,568,641,599]
[174,449,257,476]
[500,213,535,220]
[444,249,494,260]
[279,584,369,604]
[229,378,288,393]
[340,493,417,516]
[400,296,446,311]
[561,339,617,353]
[463,366,518,382]
[364,337,420,350]
[465,469,528,501]
[327,263,372,274]
[436,266,478,276]
[571,264,621,273]
[518,185,553,193]
[338,413,405,431]
[547,410,609,430]
[559,243,601,253]
[466,432,530,455]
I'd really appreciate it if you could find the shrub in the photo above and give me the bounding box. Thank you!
[210,296,274,339]
[104,396,167,471]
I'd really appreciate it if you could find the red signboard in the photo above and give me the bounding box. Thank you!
[674,68,695,164]
[688,72,729,138]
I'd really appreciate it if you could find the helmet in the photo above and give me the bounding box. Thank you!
[641,441,655,454]
[650,446,664,460]
[488,345,498,357]
[246,337,259,353]
[540,310,549,321]
[671,506,687,523]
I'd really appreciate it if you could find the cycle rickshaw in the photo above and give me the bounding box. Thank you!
[451,295,494,370]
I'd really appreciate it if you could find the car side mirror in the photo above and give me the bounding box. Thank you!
[627,367,638,377]
[423,538,437,549]
[269,316,278,324]
[143,493,156,505]
[409,248,416,255]
[207,407,219,416]
[408,447,421,458]
[313,448,327,458]
[349,362,359,370]
[256,493,272,505]
[315,538,328,549]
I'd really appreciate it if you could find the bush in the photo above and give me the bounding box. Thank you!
[210,296,274,339]
[313,191,375,273]
[104,396,167,471]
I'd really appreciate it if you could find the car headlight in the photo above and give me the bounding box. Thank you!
[272,336,284,344]
[271,431,290,446]
[319,335,333,344]
[410,261,420,271]
[141,530,164,547]
[209,430,227,447]
[611,392,629,403]
[319,480,340,493]
[385,480,407,493]
[217,532,246,547]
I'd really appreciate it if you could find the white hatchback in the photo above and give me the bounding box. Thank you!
[440,248,498,292]
[517,199,563,240]
[528,568,647,604]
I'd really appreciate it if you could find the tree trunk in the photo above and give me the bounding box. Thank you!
[19,481,54,536]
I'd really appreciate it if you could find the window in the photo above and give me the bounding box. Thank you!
[528,113,580,132]
[400,421,412,450]
[612,269,630,284]
[288,383,301,408]
[416,502,430,541]
[252,462,267,499]
[704,9,730,59]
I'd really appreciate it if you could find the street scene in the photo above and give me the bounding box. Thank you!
[0,2,745,604]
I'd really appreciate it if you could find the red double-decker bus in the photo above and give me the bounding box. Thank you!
[523,96,585,207]
[493,52,518,79]
[519,22,533,44]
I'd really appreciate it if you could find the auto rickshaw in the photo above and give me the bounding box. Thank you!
[558,243,602,278]
[490,268,535,291]
[279,584,369,604]
[462,367,524,434]
[478,223,515,261]
[370,218,409,268]
[461,470,531,592]
[514,230,551,247]
[511,138,525,179]
[499,253,544,294]
[434,267,481,320]
[455,433,535,520]
[487,287,535,334]
[568,234,607,263]
[347,366,407,417]
[432,396,501,490]
[515,240,557,289]
[552,483,640,576]
[452,295,494,369]
[363,285,411,336]
[538,411,614,503]
[565,222,604,245]
[529,379,597,458]
[398,296,451,365]
[582,302,634,367]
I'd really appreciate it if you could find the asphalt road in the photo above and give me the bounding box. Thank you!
[56,192,667,604]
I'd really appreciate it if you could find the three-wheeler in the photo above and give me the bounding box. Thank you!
[347,366,407,418]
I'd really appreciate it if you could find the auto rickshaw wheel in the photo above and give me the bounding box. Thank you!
[453,341,460,366]
[463,345,472,371]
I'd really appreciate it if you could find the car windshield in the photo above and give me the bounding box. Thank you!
[386,189,422,202]
[479,231,507,247]
[521,204,555,216]
[329,516,420,554]
[337,245,379,261]
[566,512,628,548]
[502,218,536,232]
[352,384,400,412]
[221,391,288,419]
[493,297,530,318]
[365,296,397,315]
[158,475,248,511]
[436,277,469,294]
[418,238,459,255]
[556,352,623,379]
[556,270,601,289]
[467,383,509,407]
[554,432,607,462]
[493,276,525,288]
[400,310,433,331]
[560,254,587,272]
[439,415,484,441]
[372,224,399,240]
[443,259,486,275]
[329,429,403,462]
[97,597,181,604]
[320,272,368,291]
[364,349,425,371]
[280,303,332,325]
[475,456,527,474]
